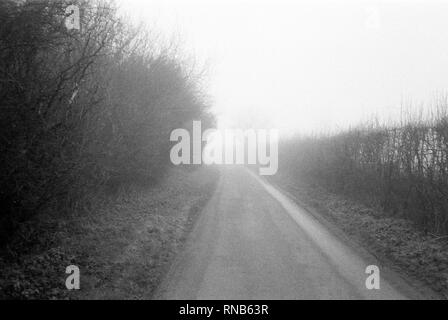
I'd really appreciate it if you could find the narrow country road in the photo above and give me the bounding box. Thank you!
[154,166,423,300]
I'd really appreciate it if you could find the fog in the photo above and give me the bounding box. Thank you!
[117,0,448,136]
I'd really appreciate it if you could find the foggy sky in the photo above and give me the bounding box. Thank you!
[117,0,448,135]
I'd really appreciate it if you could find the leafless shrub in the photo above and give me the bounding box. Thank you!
[0,0,213,243]
[280,98,448,235]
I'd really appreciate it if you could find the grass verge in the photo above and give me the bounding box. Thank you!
[270,173,448,299]
[0,166,219,299]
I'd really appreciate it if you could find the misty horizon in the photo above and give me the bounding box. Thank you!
[118,0,448,136]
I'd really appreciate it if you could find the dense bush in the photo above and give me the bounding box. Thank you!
[280,102,448,235]
[0,0,213,243]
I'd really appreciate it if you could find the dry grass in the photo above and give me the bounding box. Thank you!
[271,173,448,299]
[0,166,219,299]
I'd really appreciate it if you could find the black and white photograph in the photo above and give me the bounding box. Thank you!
[1,0,448,306]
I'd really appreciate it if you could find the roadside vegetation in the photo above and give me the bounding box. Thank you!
[0,0,216,299]
[280,99,448,235]
[0,166,218,299]
[0,0,213,243]
[276,98,448,297]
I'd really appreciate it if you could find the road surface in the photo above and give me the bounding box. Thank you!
[154,166,423,299]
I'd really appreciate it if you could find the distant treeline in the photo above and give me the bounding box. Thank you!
[0,0,213,242]
[280,100,448,235]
